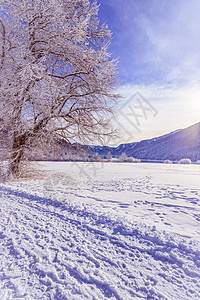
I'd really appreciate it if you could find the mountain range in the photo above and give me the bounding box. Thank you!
[89,122,200,162]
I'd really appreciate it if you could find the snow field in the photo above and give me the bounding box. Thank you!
[0,162,200,299]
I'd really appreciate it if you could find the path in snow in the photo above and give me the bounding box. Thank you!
[0,162,200,299]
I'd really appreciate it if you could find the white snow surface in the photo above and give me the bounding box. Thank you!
[0,162,200,299]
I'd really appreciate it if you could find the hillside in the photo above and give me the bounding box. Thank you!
[91,122,200,161]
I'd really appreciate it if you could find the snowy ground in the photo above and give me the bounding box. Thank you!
[0,162,200,299]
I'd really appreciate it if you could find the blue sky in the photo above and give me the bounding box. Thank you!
[97,0,200,143]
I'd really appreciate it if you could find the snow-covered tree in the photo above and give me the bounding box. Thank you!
[164,160,173,164]
[119,152,128,162]
[0,0,119,176]
[107,151,112,161]
[178,158,192,164]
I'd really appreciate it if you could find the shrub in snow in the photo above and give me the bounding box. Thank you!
[0,166,7,182]
[119,152,141,163]
[94,153,103,162]
[134,158,141,163]
[89,153,103,162]
[0,163,12,182]
[196,160,200,164]
[178,158,192,164]
[127,157,141,163]
[127,157,135,163]
[164,160,173,164]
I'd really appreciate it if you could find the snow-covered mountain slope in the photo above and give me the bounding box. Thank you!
[128,122,200,161]
[91,122,200,161]
[0,162,200,299]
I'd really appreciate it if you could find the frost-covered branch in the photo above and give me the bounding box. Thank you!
[0,0,120,176]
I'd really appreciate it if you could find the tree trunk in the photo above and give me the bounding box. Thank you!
[9,132,27,176]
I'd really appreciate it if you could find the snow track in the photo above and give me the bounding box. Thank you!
[0,178,200,300]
